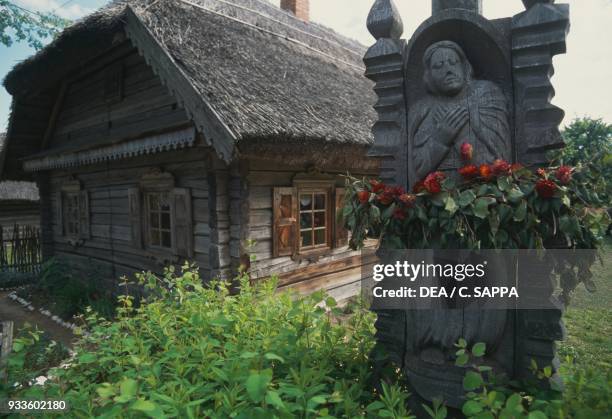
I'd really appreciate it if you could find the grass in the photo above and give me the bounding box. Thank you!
[558,236,612,371]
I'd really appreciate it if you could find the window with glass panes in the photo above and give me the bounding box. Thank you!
[299,191,329,250]
[63,192,80,237]
[146,192,173,248]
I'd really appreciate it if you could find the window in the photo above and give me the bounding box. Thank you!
[63,192,80,238]
[273,177,348,258]
[129,170,193,259]
[56,180,89,241]
[299,191,329,250]
[146,192,173,249]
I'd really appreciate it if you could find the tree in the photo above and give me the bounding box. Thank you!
[0,0,70,50]
[552,118,612,227]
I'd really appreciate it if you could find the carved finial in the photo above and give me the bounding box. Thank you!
[432,0,482,15]
[367,0,403,40]
[522,0,555,9]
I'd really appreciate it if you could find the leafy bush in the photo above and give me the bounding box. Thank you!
[7,265,415,418]
[17,258,116,320]
[553,118,612,208]
[0,325,70,399]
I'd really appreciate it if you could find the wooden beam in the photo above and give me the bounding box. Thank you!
[0,321,14,384]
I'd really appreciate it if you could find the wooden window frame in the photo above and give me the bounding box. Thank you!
[132,170,194,261]
[273,176,348,259]
[144,191,175,251]
[140,171,176,255]
[57,179,90,245]
[296,185,333,254]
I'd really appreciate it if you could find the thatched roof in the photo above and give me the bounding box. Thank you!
[0,133,39,201]
[2,0,376,178]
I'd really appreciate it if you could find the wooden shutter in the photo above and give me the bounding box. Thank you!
[78,190,90,239]
[55,191,64,237]
[172,188,193,258]
[334,188,349,248]
[273,187,297,257]
[128,188,142,248]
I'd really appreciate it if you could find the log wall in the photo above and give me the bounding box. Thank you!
[241,158,378,301]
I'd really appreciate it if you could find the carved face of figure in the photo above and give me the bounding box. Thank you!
[428,47,466,96]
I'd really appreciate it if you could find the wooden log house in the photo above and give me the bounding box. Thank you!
[0,0,379,299]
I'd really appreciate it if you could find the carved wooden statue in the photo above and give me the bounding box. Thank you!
[410,40,511,179]
[364,0,570,408]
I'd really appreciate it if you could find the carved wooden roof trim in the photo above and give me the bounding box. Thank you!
[22,127,197,172]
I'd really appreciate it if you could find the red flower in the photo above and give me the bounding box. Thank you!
[555,166,573,185]
[357,190,370,204]
[413,181,426,194]
[392,186,406,196]
[491,159,511,176]
[460,142,474,161]
[399,193,417,207]
[393,207,406,220]
[536,168,547,178]
[535,179,557,199]
[510,163,524,173]
[479,164,493,181]
[369,179,385,193]
[424,172,446,194]
[377,187,395,205]
[458,164,479,180]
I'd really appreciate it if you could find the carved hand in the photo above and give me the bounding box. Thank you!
[434,106,468,146]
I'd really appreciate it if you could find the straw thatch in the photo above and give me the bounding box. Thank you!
[0,133,38,201]
[2,0,377,178]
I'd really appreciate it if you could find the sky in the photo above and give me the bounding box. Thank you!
[1,0,611,131]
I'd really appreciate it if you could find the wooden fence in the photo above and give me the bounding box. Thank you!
[0,224,42,273]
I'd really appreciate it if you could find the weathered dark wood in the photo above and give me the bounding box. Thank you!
[41,82,68,150]
[0,321,14,384]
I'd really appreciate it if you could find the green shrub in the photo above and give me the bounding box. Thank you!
[5,264,609,418]
[7,265,413,418]
[18,258,116,320]
[0,325,70,399]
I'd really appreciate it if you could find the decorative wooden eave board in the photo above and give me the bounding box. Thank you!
[122,6,238,164]
[22,127,197,172]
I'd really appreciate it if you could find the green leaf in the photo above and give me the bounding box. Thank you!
[527,411,548,419]
[505,393,523,411]
[472,342,486,357]
[462,400,484,416]
[246,370,272,403]
[514,201,527,222]
[264,353,285,363]
[120,378,138,399]
[455,353,469,366]
[507,187,525,203]
[78,353,97,363]
[431,192,450,207]
[463,371,484,391]
[444,196,458,215]
[497,176,511,192]
[240,351,258,359]
[325,296,337,307]
[458,190,477,207]
[130,400,164,418]
[265,391,285,410]
[473,198,496,219]
[96,383,116,399]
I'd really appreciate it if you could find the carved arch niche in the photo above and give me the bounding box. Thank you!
[403,11,515,184]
